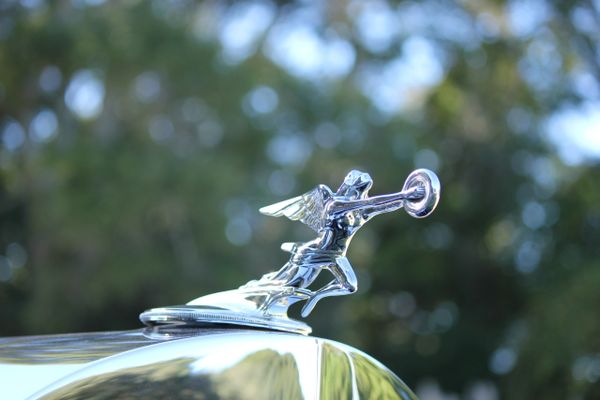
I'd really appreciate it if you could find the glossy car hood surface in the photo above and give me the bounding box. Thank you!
[0,328,417,400]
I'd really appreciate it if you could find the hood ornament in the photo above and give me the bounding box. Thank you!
[141,169,440,335]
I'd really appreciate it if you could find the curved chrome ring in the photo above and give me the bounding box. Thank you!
[402,169,441,218]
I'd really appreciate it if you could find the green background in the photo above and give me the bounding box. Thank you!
[1,0,599,398]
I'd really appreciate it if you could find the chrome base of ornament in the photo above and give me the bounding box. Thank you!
[140,286,313,335]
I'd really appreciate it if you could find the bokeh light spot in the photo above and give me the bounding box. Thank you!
[352,0,398,54]
[388,291,416,318]
[225,217,253,246]
[267,134,312,167]
[515,239,542,273]
[521,201,546,230]
[572,355,600,383]
[545,101,600,165]
[265,19,356,80]
[29,109,58,143]
[39,65,62,93]
[133,71,161,103]
[6,243,27,269]
[196,119,223,148]
[490,347,517,375]
[219,1,275,64]
[243,85,279,115]
[506,0,550,38]
[1,120,25,151]
[148,115,175,143]
[65,70,105,120]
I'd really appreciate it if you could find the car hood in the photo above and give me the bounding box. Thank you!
[0,327,417,400]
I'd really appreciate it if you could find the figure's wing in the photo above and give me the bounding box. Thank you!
[260,185,332,232]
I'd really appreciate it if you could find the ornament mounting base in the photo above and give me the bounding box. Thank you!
[140,287,312,335]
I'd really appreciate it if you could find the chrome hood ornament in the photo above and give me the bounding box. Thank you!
[141,169,440,335]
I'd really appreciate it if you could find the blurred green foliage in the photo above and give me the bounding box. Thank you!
[1,0,599,398]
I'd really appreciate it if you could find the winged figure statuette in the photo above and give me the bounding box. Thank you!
[141,168,440,335]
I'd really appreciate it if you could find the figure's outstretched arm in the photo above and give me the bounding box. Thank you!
[329,186,425,219]
[329,169,440,220]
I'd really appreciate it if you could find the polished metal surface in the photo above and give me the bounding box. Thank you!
[0,330,157,364]
[141,169,440,334]
[1,328,417,400]
[0,327,240,399]
[0,330,163,399]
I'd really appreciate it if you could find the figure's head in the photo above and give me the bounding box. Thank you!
[337,170,373,199]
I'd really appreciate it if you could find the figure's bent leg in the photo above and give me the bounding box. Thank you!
[259,286,312,313]
[300,257,358,317]
[286,264,321,289]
